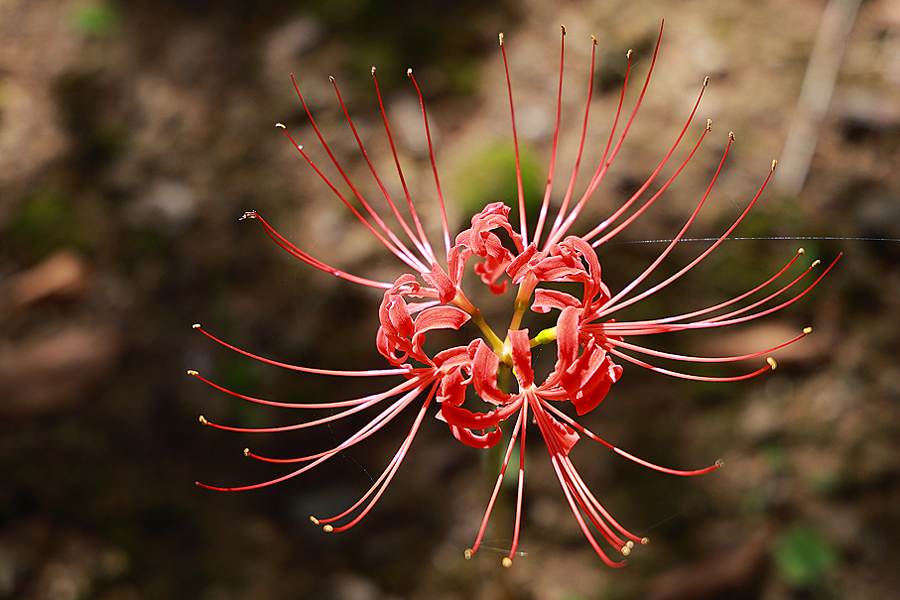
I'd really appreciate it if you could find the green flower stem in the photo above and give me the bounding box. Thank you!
[531,326,557,347]
[455,292,505,355]
[507,274,538,333]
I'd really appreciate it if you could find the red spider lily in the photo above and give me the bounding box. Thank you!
[190,21,839,568]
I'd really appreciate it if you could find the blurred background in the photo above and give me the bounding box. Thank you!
[2,0,899,598]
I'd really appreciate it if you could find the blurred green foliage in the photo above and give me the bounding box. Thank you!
[771,524,838,589]
[5,190,96,262]
[455,142,543,226]
[70,1,122,37]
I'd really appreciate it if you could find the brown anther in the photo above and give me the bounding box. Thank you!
[703,75,709,87]
[560,25,566,35]
[729,131,735,141]
[591,35,598,45]
[715,458,725,468]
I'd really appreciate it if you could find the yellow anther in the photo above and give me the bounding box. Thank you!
[767,357,777,370]
[502,557,513,568]
[771,159,778,171]
[464,549,474,560]
[275,123,285,129]
[499,33,504,46]
[641,537,650,546]
[716,458,725,468]
[621,545,631,556]
[323,525,333,533]
[703,75,709,87]
[186,370,198,376]
[803,327,813,334]
[198,415,208,424]
[309,516,319,525]
[242,448,250,456]
[798,248,805,255]
[192,323,201,329]
[706,118,712,131]
[812,259,821,267]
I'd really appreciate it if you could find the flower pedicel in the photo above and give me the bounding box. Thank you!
[189,22,839,567]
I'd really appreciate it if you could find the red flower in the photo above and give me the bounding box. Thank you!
[190,21,839,567]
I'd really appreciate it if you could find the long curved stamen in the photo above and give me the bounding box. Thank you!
[608,348,776,382]
[547,36,619,246]
[532,25,568,247]
[240,210,394,289]
[407,68,452,257]
[466,396,526,561]
[596,151,774,319]
[192,323,414,376]
[602,254,841,335]
[313,385,437,532]
[544,402,723,476]
[605,327,812,364]
[535,399,629,566]
[607,247,808,329]
[189,369,424,410]
[549,20,666,245]
[498,32,528,243]
[196,378,432,490]
[275,122,430,274]
[584,80,711,247]
[372,66,439,265]
[330,75,437,268]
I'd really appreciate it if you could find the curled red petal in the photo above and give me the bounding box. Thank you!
[556,305,581,367]
[411,306,470,347]
[571,353,623,416]
[508,328,534,388]
[471,339,511,405]
[445,423,504,449]
[438,400,503,430]
[532,288,581,313]
[423,263,457,305]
